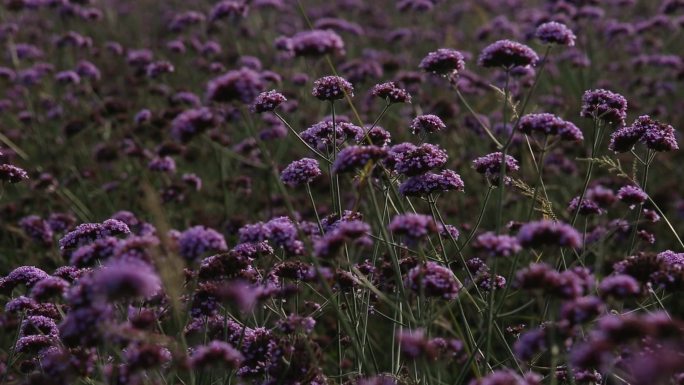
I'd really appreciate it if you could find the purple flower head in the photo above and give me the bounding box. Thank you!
[205,68,265,104]
[170,107,215,142]
[0,266,49,294]
[19,215,53,246]
[69,236,119,267]
[389,213,438,242]
[301,120,364,151]
[314,219,372,258]
[264,216,303,255]
[332,145,387,174]
[617,185,648,206]
[363,126,392,146]
[145,60,174,78]
[469,369,542,385]
[580,89,628,125]
[147,156,176,173]
[608,123,645,152]
[472,152,519,184]
[474,232,522,257]
[399,169,464,196]
[190,340,243,369]
[640,116,679,152]
[419,48,466,75]
[55,70,80,85]
[15,334,56,354]
[312,75,353,100]
[567,196,606,216]
[0,163,29,183]
[514,328,546,361]
[59,219,131,250]
[251,90,287,113]
[281,158,322,187]
[478,40,539,68]
[91,260,161,301]
[393,143,448,176]
[30,276,69,301]
[517,220,582,249]
[518,113,583,141]
[370,81,411,104]
[535,22,576,46]
[560,295,604,325]
[178,226,228,261]
[599,274,641,299]
[285,29,345,57]
[209,1,249,23]
[406,262,461,299]
[410,114,446,135]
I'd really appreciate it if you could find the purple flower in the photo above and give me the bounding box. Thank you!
[30,276,69,301]
[284,29,345,57]
[281,158,322,186]
[472,152,519,184]
[399,169,464,196]
[517,220,582,249]
[410,114,446,135]
[478,40,539,68]
[514,328,546,361]
[91,260,161,301]
[599,274,641,299]
[0,266,49,293]
[388,213,438,241]
[393,143,448,176]
[535,22,576,46]
[567,196,606,216]
[147,156,176,173]
[580,89,628,125]
[608,123,645,152]
[469,369,542,385]
[312,76,353,100]
[419,48,466,75]
[209,1,249,23]
[170,107,215,143]
[363,126,392,146]
[83,220,129,245]
[190,341,244,369]
[370,81,412,104]
[518,113,583,141]
[205,68,264,104]
[178,226,228,261]
[314,220,372,258]
[20,315,59,337]
[617,185,648,206]
[332,145,387,174]
[251,90,287,112]
[19,215,53,246]
[0,163,29,183]
[474,232,521,257]
[301,120,364,150]
[640,116,679,152]
[406,262,461,299]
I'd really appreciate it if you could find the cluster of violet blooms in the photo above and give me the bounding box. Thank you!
[1,1,684,385]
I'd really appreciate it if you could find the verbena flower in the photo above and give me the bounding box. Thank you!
[478,40,539,68]
[370,81,412,104]
[398,169,464,196]
[617,185,648,206]
[91,260,161,301]
[312,76,354,100]
[281,158,322,187]
[332,145,387,174]
[517,220,582,249]
[406,262,462,299]
[0,163,29,183]
[518,113,583,141]
[410,114,446,135]
[393,143,448,176]
[251,90,287,113]
[535,21,576,46]
[190,341,244,369]
[177,226,228,261]
[580,89,628,125]
[206,68,264,104]
[474,232,521,257]
[472,152,519,184]
[283,29,345,57]
[388,213,438,242]
[419,48,466,75]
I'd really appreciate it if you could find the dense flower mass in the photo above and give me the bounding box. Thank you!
[2,2,684,385]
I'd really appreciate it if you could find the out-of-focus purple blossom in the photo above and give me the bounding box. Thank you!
[281,29,345,57]
[0,163,29,183]
[91,260,161,301]
[518,113,583,141]
[147,156,176,173]
[535,21,576,46]
[206,68,264,104]
[190,340,243,369]
[209,1,249,23]
[389,213,437,242]
[474,232,521,257]
[170,107,215,143]
[177,226,228,262]
[599,274,641,299]
[0,266,49,293]
[19,215,53,246]
[517,220,582,249]
[332,145,387,174]
[617,185,648,206]
[406,262,461,299]
[399,169,464,196]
